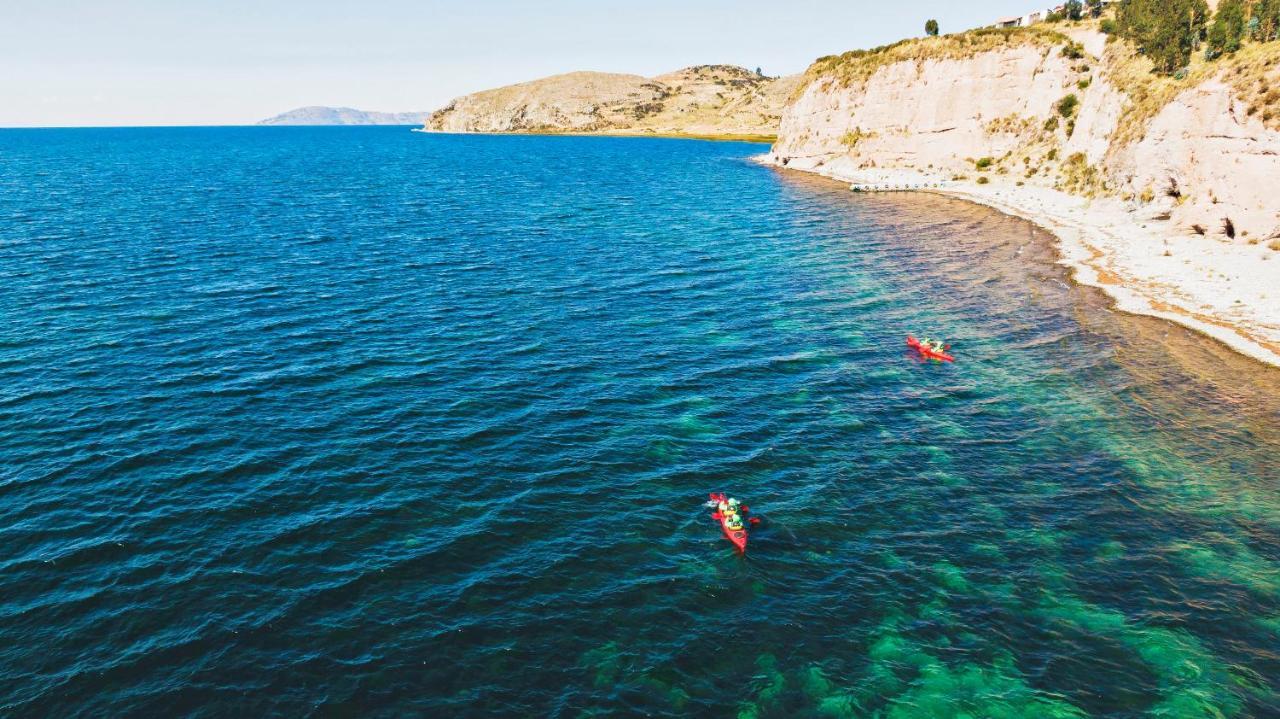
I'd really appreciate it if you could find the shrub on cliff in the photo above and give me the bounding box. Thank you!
[1057,94,1080,118]
[840,127,875,148]
[1058,152,1107,196]
[925,19,939,37]
[1115,0,1209,74]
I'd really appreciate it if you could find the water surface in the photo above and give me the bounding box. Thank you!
[2,128,1279,717]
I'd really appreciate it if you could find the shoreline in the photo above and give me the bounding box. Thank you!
[761,157,1280,369]
[414,128,776,144]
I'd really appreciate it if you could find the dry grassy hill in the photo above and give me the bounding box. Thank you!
[424,65,800,140]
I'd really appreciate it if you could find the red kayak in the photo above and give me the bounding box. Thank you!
[907,335,955,363]
[708,492,748,553]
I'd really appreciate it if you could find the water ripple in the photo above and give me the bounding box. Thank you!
[1,129,1279,717]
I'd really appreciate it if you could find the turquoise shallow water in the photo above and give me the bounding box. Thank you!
[1,127,1279,717]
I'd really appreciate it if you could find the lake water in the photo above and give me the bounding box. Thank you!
[2,127,1279,717]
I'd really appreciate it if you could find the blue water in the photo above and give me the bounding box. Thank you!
[2,127,1279,717]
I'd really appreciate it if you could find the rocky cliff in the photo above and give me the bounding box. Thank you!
[424,65,800,139]
[259,106,432,126]
[768,24,1280,364]
[771,25,1280,243]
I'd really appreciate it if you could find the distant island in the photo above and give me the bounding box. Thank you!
[258,106,432,126]
[423,65,799,142]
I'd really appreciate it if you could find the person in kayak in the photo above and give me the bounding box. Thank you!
[930,339,947,353]
[724,498,750,529]
[724,510,744,531]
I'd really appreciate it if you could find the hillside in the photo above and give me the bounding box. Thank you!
[259,106,432,126]
[424,65,801,140]
[768,22,1280,366]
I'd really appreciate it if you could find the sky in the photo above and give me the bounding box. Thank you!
[2,0,1043,127]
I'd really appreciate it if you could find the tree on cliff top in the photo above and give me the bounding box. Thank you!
[1116,0,1209,74]
[1250,0,1280,42]
[925,19,939,37]
[1205,0,1247,59]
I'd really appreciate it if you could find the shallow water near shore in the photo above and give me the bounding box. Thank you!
[2,127,1279,717]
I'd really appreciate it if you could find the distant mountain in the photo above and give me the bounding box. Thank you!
[424,65,800,139]
[257,106,432,126]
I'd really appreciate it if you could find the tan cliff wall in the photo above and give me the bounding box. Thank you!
[1108,77,1280,241]
[770,27,1280,243]
[775,45,1077,168]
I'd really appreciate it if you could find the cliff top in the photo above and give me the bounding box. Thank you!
[806,25,1073,89]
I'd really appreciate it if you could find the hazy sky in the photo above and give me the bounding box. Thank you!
[3,0,1041,127]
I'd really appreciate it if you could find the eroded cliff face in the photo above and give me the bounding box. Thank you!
[773,44,1080,170]
[426,66,799,138]
[770,29,1280,242]
[1111,79,1280,240]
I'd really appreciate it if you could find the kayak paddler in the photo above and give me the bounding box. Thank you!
[724,498,752,529]
[725,512,744,530]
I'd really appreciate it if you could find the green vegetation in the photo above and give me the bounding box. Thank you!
[1206,0,1248,58]
[925,18,939,37]
[974,156,995,169]
[1115,0,1210,74]
[976,176,991,184]
[1113,0,1279,70]
[1251,0,1280,41]
[1057,93,1080,118]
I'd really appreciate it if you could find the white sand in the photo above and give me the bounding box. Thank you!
[763,160,1280,368]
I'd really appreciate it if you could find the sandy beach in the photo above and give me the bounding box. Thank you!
[764,156,1280,369]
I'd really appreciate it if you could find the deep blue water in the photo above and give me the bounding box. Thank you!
[2,127,1279,717]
